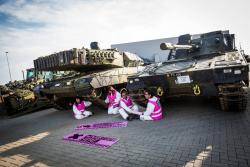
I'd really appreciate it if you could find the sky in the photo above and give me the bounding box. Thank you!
[0,0,250,84]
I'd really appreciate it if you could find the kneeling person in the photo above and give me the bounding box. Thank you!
[73,97,92,119]
[140,89,163,121]
[119,89,142,120]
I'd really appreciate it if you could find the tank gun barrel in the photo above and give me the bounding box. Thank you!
[160,43,193,50]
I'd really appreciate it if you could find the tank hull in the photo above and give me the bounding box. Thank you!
[127,64,249,97]
[41,66,144,109]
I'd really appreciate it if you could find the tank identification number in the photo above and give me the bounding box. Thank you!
[176,75,191,84]
[193,84,201,96]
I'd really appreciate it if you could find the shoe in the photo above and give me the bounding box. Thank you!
[126,115,133,121]
[129,114,140,120]
[132,114,140,120]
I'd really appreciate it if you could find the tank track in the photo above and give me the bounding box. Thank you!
[218,84,247,112]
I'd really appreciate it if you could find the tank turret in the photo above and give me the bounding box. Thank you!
[34,45,143,72]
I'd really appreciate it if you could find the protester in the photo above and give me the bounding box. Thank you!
[140,89,163,121]
[105,86,121,114]
[72,97,92,119]
[119,89,142,120]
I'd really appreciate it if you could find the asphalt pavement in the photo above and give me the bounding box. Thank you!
[0,89,250,167]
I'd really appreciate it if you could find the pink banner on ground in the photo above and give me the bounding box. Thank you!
[75,121,128,130]
[63,133,118,149]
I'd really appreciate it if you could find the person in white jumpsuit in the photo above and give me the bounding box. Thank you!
[118,89,142,120]
[140,89,163,121]
[105,86,121,114]
[72,97,92,119]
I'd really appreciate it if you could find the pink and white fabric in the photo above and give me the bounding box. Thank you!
[120,96,133,108]
[75,101,86,112]
[73,101,92,119]
[108,91,119,108]
[105,90,121,114]
[148,98,163,120]
[118,96,141,120]
[140,96,163,121]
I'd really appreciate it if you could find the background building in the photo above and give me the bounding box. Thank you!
[111,37,177,63]
[111,34,200,63]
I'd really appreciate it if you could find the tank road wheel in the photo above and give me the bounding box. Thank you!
[53,95,67,110]
[219,97,229,111]
[234,88,246,111]
[6,96,19,115]
[128,88,147,107]
[218,84,248,112]
[90,88,107,109]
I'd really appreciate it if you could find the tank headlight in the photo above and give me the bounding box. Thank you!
[223,69,232,73]
[134,78,140,82]
[129,80,133,84]
[234,70,241,74]
[55,83,60,87]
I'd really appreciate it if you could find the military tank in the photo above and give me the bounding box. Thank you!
[34,42,144,109]
[0,81,53,116]
[0,85,36,115]
[126,30,249,111]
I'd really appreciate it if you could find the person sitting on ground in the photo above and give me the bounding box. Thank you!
[72,97,92,119]
[105,86,121,114]
[119,89,142,120]
[140,89,163,121]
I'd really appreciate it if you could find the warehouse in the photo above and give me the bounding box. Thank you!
[111,37,177,63]
[111,34,201,63]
